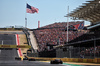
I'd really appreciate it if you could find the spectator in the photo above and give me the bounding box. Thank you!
[33,21,86,52]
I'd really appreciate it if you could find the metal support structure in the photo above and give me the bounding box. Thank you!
[25,18,27,28]
[94,36,96,58]
[64,6,69,44]
[25,0,27,28]
[64,6,70,58]
[79,45,80,58]
[67,6,69,43]
[69,46,71,58]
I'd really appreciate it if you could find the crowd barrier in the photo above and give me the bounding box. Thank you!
[26,56,100,63]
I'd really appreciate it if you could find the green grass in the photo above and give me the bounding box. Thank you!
[63,63,83,66]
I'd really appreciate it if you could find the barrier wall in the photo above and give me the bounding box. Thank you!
[27,56,100,63]
[0,45,31,48]
[0,28,23,30]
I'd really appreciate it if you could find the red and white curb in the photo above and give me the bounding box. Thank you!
[16,34,22,57]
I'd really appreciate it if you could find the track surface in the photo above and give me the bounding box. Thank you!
[0,34,18,61]
[0,61,68,66]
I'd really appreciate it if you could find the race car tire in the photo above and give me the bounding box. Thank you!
[50,61,53,64]
[60,62,63,64]
[15,57,21,60]
[23,58,28,60]
[28,59,35,61]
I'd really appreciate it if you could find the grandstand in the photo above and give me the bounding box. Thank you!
[31,0,100,58]
[33,21,86,52]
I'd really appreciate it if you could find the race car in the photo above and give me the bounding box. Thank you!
[50,59,63,64]
[15,57,21,60]
[23,57,28,60]
[23,55,35,61]
[23,55,28,60]
[28,58,35,61]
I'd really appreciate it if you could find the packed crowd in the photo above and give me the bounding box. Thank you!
[33,21,86,52]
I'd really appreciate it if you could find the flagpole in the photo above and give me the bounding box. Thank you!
[64,6,69,44]
[25,1,27,28]
[66,6,71,58]
[67,6,69,43]
[25,14,27,28]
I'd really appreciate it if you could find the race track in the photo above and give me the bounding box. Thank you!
[0,61,69,66]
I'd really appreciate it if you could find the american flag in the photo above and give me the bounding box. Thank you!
[26,3,39,14]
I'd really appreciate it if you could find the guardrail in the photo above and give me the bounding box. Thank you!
[23,28,35,52]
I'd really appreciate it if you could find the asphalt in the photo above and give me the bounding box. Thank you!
[0,61,70,66]
[0,31,24,34]
[0,34,18,61]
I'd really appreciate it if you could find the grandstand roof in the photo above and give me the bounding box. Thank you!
[87,22,100,29]
[67,0,100,24]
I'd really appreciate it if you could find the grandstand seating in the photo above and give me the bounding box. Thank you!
[33,21,86,52]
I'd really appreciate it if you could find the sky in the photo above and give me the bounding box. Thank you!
[0,0,91,29]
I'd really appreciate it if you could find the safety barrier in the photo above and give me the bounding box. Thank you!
[0,28,23,31]
[25,56,100,63]
[23,28,35,52]
[0,45,31,48]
